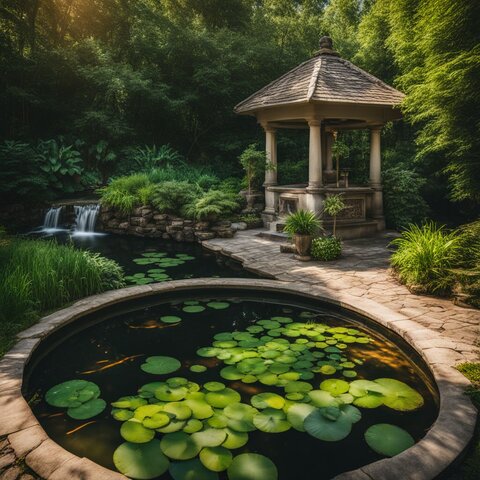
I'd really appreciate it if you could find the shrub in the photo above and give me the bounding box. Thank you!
[151,181,200,215]
[283,210,322,237]
[185,190,240,221]
[390,222,462,294]
[0,238,125,356]
[98,173,150,213]
[239,144,268,194]
[311,236,342,261]
[383,167,429,229]
[323,194,346,237]
[124,144,184,172]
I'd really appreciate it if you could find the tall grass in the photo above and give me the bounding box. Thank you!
[0,238,125,355]
[390,222,461,293]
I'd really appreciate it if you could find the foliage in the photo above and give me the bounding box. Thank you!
[184,190,240,221]
[89,140,117,184]
[311,236,342,261]
[382,166,429,229]
[390,222,462,294]
[457,363,480,388]
[98,174,151,213]
[151,181,200,216]
[239,144,268,194]
[283,210,322,237]
[124,145,184,172]
[0,237,125,356]
[323,194,346,237]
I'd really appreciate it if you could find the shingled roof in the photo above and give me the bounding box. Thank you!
[234,37,404,114]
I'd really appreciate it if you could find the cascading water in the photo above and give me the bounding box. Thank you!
[74,204,100,233]
[42,206,63,229]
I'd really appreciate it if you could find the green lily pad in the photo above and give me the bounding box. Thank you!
[200,446,233,472]
[286,403,316,432]
[112,408,135,421]
[67,398,106,419]
[155,384,188,402]
[192,428,227,447]
[138,383,164,399]
[253,408,291,433]
[113,440,169,479]
[184,393,215,419]
[121,419,156,443]
[284,381,313,394]
[227,453,278,480]
[251,393,285,410]
[161,316,182,324]
[204,382,226,392]
[112,396,148,410]
[304,405,361,442]
[134,404,164,421]
[197,347,220,358]
[45,380,100,408]
[183,418,204,433]
[143,412,171,429]
[320,379,350,395]
[374,378,424,411]
[170,458,219,480]
[141,356,181,375]
[207,302,230,310]
[183,305,206,313]
[163,402,192,420]
[308,390,342,408]
[220,367,243,381]
[221,428,248,449]
[161,432,202,460]
[156,419,187,433]
[205,388,241,408]
[365,423,415,457]
[190,365,207,373]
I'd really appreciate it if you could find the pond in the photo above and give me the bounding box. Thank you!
[25,288,438,480]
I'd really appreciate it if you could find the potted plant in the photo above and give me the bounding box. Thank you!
[283,210,322,259]
[239,144,274,210]
[323,193,346,237]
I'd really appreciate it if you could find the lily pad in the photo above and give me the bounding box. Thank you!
[163,402,192,420]
[141,356,181,375]
[183,306,206,313]
[374,378,424,411]
[204,382,226,392]
[184,393,215,419]
[304,405,361,442]
[207,302,230,310]
[170,458,219,480]
[205,388,241,408]
[112,408,135,421]
[161,316,182,324]
[121,419,156,443]
[143,413,171,429]
[365,423,415,457]
[45,380,100,408]
[156,419,187,433]
[67,398,106,419]
[220,367,243,381]
[308,390,342,408]
[286,403,316,432]
[200,446,233,472]
[113,440,169,479]
[197,347,220,358]
[253,408,291,433]
[227,453,278,480]
[155,384,188,402]
[190,365,207,373]
[112,396,148,410]
[192,428,227,447]
[251,393,285,410]
[160,432,202,460]
[183,419,204,433]
[320,379,350,395]
[221,428,248,449]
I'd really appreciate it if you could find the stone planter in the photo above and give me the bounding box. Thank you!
[294,234,312,260]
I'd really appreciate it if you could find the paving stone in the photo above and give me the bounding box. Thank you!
[8,426,47,458]
[0,453,15,470]
[0,465,22,480]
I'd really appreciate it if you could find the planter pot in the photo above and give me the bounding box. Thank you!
[294,234,312,257]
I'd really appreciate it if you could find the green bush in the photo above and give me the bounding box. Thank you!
[185,190,240,221]
[383,167,429,229]
[0,238,125,356]
[98,173,150,213]
[124,144,184,172]
[283,210,322,237]
[151,181,200,215]
[390,222,461,294]
[311,236,342,261]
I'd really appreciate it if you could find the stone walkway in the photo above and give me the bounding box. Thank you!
[204,229,480,363]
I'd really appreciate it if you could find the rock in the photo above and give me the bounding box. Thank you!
[280,244,296,253]
[217,229,234,238]
[140,207,152,216]
[129,216,143,226]
[195,232,216,241]
[194,222,210,231]
[107,219,119,228]
[173,231,185,242]
[231,222,247,231]
[171,220,184,227]
[153,214,168,222]
[118,222,129,230]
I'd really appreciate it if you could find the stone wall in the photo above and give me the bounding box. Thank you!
[0,203,44,231]
[97,205,236,242]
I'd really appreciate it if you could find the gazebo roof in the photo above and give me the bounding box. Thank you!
[234,37,404,115]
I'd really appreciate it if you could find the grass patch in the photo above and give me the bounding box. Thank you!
[0,236,125,356]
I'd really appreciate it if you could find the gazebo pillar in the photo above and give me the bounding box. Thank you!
[306,119,324,213]
[369,126,384,226]
[263,125,278,215]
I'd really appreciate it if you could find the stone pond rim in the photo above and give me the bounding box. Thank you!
[0,278,476,480]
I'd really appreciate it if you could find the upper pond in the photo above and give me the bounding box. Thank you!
[25,288,439,480]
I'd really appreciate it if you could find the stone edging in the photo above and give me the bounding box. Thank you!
[0,278,476,480]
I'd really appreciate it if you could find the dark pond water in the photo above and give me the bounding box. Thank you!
[25,290,439,480]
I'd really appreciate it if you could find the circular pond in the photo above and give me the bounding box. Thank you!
[25,289,439,480]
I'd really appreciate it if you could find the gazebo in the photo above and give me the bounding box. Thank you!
[234,36,404,239]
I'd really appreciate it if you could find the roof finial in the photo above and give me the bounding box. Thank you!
[317,35,339,57]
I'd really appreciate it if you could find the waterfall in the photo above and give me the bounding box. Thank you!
[74,204,100,233]
[43,206,63,229]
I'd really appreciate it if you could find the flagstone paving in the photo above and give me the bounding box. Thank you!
[204,229,480,363]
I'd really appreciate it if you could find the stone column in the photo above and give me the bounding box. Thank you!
[308,120,323,188]
[369,126,384,224]
[263,125,277,215]
[325,131,334,176]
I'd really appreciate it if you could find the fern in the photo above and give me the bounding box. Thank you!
[185,190,240,221]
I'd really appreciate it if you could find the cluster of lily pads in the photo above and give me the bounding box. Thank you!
[125,252,195,285]
[45,379,106,420]
[44,308,425,480]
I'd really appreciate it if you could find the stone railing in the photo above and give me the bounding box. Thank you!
[97,205,236,242]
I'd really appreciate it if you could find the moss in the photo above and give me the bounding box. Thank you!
[457,363,480,388]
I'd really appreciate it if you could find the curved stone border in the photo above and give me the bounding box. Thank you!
[0,278,476,480]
